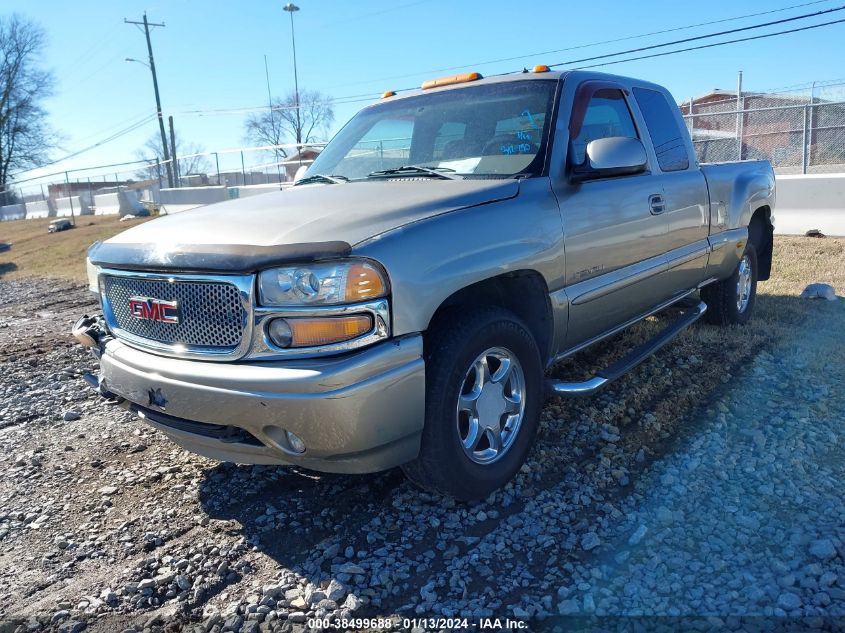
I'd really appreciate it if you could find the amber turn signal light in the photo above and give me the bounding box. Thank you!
[344,263,387,302]
[285,315,373,348]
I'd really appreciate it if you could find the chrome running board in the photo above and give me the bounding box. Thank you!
[545,299,707,398]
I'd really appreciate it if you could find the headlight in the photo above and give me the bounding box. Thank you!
[86,258,100,295]
[258,261,388,306]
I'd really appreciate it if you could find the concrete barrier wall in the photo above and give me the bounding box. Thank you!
[774,174,845,237]
[93,193,120,215]
[25,198,55,219]
[159,186,228,214]
[55,194,94,217]
[0,203,25,221]
[93,191,147,216]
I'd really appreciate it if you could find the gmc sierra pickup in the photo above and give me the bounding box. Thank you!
[74,69,775,500]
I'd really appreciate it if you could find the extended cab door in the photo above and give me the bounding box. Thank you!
[552,80,670,349]
[630,86,710,294]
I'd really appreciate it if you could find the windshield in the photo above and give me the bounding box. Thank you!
[308,80,557,180]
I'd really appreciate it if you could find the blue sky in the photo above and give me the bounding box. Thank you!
[8,0,845,187]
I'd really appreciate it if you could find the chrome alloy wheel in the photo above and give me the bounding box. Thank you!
[736,254,752,313]
[456,347,526,465]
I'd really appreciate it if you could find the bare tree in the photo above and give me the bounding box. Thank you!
[0,14,54,205]
[136,132,210,182]
[244,90,334,155]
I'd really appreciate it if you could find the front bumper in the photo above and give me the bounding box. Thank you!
[95,334,425,473]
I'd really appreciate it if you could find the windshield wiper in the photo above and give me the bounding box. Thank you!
[367,165,460,180]
[294,173,349,186]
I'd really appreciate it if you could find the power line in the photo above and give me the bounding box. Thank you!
[10,114,157,178]
[571,17,845,70]
[324,0,838,90]
[549,3,845,68]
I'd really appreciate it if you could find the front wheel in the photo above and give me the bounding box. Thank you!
[402,307,543,501]
[701,243,758,325]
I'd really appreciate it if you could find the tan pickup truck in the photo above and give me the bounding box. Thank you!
[75,69,775,500]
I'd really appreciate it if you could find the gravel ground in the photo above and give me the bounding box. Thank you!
[0,241,843,632]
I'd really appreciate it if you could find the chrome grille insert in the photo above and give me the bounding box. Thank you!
[100,270,253,360]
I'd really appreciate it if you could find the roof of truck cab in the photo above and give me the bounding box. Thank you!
[372,69,672,106]
[375,70,570,104]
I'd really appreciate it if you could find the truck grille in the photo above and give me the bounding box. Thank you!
[101,275,248,351]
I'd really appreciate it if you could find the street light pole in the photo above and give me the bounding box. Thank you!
[282,3,302,150]
[125,13,174,188]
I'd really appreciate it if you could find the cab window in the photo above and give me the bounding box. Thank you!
[570,89,638,166]
[632,87,691,172]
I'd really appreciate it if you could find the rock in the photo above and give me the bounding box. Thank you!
[51,610,70,624]
[288,612,307,623]
[628,525,648,546]
[176,575,192,591]
[799,283,837,301]
[137,579,156,591]
[777,592,802,611]
[580,532,601,551]
[63,410,81,421]
[557,599,579,615]
[97,485,118,496]
[809,539,837,560]
[325,579,346,602]
[343,593,362,611]
[339,563,365,574]
[289,597,307,609]
[58,622,86,633]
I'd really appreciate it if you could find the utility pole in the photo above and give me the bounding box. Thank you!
[169,116,180,187]
[125,13,174,188]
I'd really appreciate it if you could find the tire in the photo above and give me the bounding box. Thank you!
[401,306,543,501]
[701,243,758,326]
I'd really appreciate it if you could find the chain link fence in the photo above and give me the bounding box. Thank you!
[682,81,845,174]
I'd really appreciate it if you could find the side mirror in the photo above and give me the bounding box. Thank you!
[570,136,647,183]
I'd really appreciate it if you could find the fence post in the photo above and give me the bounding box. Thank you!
[802,105,810,175]
[736,96,745,162]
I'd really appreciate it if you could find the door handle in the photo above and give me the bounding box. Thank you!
[649,194,665,215]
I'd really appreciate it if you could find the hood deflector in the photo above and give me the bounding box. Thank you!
[88,240,352,274]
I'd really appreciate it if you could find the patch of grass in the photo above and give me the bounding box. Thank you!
[0,215,152,283]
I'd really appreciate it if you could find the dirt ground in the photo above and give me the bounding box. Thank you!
[0,236,842,632]
[0,215,151,282]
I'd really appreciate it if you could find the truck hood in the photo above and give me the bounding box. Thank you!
[90,179,519,273]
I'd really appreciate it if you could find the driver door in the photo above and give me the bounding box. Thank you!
[555,83,670,349]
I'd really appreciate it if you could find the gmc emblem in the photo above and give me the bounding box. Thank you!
[128,296,180,324]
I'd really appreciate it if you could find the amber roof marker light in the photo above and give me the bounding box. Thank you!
[532,64,551,73]
[382,90,396,98]
[421,72,482,90]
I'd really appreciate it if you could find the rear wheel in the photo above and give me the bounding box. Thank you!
[402,307,543,500]
[701,243,758,326]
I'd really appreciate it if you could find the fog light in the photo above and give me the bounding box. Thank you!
[267,318,293,348]
[285,430,306,453]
